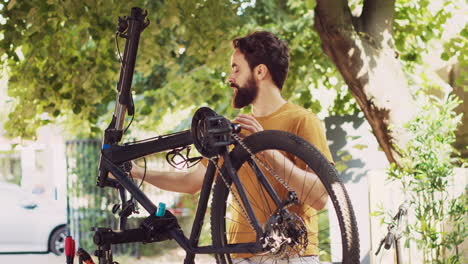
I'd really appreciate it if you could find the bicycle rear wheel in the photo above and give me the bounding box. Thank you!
[210,130,359,263]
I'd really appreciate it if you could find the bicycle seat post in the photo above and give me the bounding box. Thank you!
[97,7,148,188]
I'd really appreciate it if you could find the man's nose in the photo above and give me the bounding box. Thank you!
[227,76,234,85]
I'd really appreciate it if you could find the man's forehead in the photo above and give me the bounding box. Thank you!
[230,49,245,65]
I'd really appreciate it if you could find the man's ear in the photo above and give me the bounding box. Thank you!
[254,64,268,81]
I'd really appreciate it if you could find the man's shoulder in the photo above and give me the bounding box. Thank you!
[259,102,320,131]
[280,102,318,120]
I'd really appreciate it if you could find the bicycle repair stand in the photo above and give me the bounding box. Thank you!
[92,209,182,264]
[88,7,175,264]
[90,6,243,264]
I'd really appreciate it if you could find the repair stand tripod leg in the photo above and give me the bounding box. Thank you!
[94,243,115,264]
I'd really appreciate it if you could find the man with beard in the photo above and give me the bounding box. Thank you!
[127,31,332,263]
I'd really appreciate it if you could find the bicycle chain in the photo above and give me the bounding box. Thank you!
[212,133,309,257]
[231,133,295,193]
[209,157,254,228]
[211,133,297,231]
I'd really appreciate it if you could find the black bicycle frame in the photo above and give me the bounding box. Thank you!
[100,130,192,214]
[98,138,264,258]
[93,7,284,264]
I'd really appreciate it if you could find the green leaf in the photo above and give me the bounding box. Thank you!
[352,144,368,150]
[305,0,316,10]
[7,0,17,10]
[341,154,353,162]
[370,211,384,217]
[72,104,82,114]
[441,52,450,61]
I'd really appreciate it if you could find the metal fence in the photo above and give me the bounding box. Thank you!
[64,139,187,257]
[64,139,139,256]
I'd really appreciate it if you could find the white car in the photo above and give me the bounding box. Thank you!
[0,182,67,255]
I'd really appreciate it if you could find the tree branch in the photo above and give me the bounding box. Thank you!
[361,0,396,42]
[314,0,358,61]
[314,0,363,88]
[315,0,355,32]
[314,0,401,165]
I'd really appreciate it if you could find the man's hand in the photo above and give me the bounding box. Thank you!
[234,114,264,137]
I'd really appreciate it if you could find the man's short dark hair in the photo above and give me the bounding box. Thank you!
[232,31,289,90]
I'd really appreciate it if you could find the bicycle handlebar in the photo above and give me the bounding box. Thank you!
[375,200,409,258]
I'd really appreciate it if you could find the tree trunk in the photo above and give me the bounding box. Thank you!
[314,0,415,166]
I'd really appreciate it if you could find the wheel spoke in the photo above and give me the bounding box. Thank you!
[210,131,359,264]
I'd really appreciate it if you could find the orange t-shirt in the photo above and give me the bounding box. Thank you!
[204,102,333,258]
[228,102,333,258]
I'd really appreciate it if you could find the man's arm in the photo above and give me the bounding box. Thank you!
[129,162,207,195]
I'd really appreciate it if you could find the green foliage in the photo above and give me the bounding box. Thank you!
[317,209,331,261]
[394,0,453,67]
[0,0,464,139]
[0,0,141,139]
[387,93,466,263]
[441,22,468,91]
[0,0,357,139]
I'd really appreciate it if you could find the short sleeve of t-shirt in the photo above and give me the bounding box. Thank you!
[292,114,334,163]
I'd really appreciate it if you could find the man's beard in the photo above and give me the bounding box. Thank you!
[231,75,258,109]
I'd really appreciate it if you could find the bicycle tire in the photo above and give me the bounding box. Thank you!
[210,130,360,263]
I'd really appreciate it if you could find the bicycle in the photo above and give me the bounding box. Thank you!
[375,201,409,264]
[81,7,360,264]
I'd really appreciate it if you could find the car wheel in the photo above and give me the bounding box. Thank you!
[49,226,67,255]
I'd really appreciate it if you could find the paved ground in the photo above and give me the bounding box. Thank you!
[0,248,216,264]
[0,253,63,264]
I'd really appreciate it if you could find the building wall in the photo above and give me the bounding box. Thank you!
[326,114,388,264]
[0,125,68,209]
[326,113,467,263]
